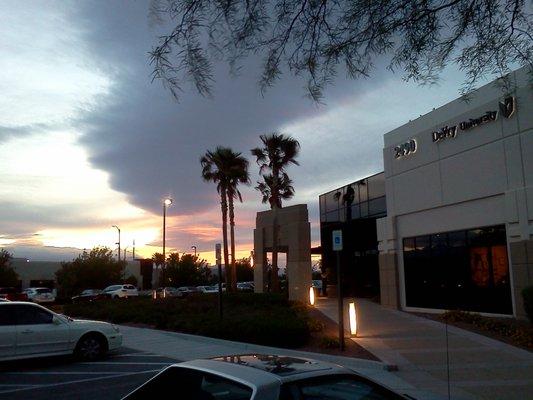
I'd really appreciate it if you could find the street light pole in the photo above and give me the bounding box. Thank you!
[112,225,121,263]
[191,246,197,256]
[162,198,173,264]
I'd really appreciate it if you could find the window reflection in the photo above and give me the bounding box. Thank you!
[403,225,511,314]
[319,172,386,223]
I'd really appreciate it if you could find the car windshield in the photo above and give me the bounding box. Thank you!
[35,288,51,294]
[104,285,122,291]
[124,366,253,399]
[294,374,404,400]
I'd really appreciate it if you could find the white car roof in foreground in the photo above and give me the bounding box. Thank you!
[178,355,350,384]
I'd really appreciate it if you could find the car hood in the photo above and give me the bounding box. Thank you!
[69,318,116,331]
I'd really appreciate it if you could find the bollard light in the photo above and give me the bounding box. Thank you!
[152,290,157,300]
[349,301,357,336]
[309,286,315,306]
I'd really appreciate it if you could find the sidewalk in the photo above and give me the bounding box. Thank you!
[119,325,426,398]
[315,297,533,400]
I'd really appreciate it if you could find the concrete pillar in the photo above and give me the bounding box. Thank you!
[253,204,312,302]
[510,240,533,319]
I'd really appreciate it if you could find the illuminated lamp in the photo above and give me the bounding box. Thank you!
[309,286,315,306]
[152,290,157,300]
[349,301,357,336]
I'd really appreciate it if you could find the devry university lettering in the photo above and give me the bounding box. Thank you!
[432,96,515,143]
[393,96,515,160]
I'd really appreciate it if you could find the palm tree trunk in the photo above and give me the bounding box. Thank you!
[228,194,237,292]
[220,187,230,289]
[270,166,280,292]
[270,207,280,292]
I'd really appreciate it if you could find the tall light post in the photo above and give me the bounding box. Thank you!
[191,246,197,256]
[162,198,173,264]
[112,225,121,263]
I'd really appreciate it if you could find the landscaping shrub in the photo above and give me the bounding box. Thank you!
[522,286,533,323]
[441,310,533,349]
[63,294,310,348]
[318,335,339,349]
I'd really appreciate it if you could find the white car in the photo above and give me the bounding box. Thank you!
[23,287,56,303]
[103,284,139,299]
[196,285,218,293]
[0,301,122,361]
[123,354,409,399]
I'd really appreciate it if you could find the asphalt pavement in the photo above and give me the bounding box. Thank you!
[0,348,178,400]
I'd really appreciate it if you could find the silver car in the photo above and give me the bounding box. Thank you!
[23,287,56,304]
[123,354,409,399]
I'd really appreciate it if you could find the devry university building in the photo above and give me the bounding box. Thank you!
[319,66,533,319]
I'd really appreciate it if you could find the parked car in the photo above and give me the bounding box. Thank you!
[23,287,55,304]
[71,289,104,303]
[203,286,219,294]
[102,284,139,299]
[237,282,254,292]
[0,287,28,301]
[155,287,178,298]
[196,285,211,293]
[0,301,122,361]
[176,286,198,297]
[122,354,409,399]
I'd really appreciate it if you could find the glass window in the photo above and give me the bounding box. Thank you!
[357,181,368,203]
[367,173,385,200]
[404,225,512,314]
[124,366,253,399]
[448,231,466,247]
[296,375,403,400]
[0,305,17,326]
[403,238,416,253]
[368,197,386,216]
[415,236,430,252]
[350,204,361,219]
[325,189,343,213]
[15,305,53,325]
[319,195,326,214]
[359,201,368,218]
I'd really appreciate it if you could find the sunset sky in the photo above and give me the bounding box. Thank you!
[0,1,492,264]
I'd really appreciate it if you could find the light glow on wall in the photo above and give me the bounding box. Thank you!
[309,286,315,306]
[349,301,357,336]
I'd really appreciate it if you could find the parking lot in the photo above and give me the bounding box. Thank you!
[0,348,179,400]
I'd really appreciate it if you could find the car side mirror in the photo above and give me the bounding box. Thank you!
[52,316,62,325]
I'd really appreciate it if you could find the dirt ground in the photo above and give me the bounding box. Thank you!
[298,307,380,361]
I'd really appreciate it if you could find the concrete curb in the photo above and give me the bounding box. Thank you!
[119,325,385,370]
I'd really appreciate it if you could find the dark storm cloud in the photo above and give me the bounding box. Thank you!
[70,1,388,219]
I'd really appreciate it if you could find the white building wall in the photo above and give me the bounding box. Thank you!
[379,67,533,316]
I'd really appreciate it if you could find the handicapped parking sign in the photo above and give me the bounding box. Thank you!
[332,230,343,251]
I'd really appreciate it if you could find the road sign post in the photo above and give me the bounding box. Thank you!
[216,243,223,319]
[332,230,344,351]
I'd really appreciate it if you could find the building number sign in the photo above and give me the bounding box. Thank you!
[394,138,417,159]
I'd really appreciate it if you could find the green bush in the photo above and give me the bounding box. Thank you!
[319,335,339,349]
[63,294,310,348]
[441,310,533,348]
[522,286,533,323]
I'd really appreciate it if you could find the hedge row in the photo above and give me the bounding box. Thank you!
[441,310,532,349]
[63,293,310,348]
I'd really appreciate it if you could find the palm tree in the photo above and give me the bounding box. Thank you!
[201,147,249,292]
[251,133,300,292]
[226,161,250,291]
